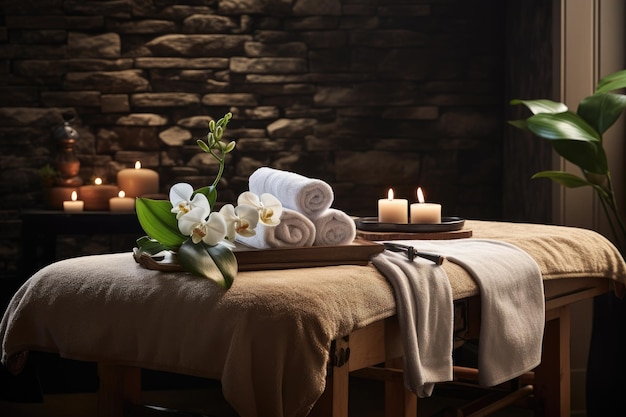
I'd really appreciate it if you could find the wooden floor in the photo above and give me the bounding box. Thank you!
[0,377,534,417]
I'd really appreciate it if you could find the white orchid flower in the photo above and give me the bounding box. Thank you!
[177,206,226,246]
[237,191,282,226]
[219,204,259,241]
[169,183,210,220]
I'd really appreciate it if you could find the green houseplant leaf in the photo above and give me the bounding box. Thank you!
[510,98,568,115]
[177,239,238,289]
[136,198,186,249]
[594,68,626,94]
[577,93,626,135]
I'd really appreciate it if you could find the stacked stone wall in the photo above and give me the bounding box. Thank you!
[0,0,505,279]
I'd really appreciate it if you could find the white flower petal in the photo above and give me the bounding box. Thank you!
[169,183,194,207]
[237,191,261,208]
[178,206,209,236]
[235,204,260,229]
[189,192,211,211]
[202,212,227,246]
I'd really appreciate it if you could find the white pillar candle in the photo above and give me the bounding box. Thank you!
[63,191,84,212]
[410,187,441,224]
[117,161,159,198]
[378,188,408,224]
[109,190,136,212]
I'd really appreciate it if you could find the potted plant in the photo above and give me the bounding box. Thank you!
[509,68,626,417]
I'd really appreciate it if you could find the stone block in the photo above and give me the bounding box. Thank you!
[146,34,251,57]
[267,118,316,138]
[201,93,258,106]
[131,93,201,108]
[68,32,121,58]
[293,0,342,16]
[41,91,101,107]
[244,42,307,58]
[183,15,240,34]
[101,94,130,113]
[230,57,307,74]
[64,70,150,93]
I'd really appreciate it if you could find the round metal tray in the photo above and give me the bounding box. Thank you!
[354,216,465,233]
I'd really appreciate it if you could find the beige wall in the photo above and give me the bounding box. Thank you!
[552,0,625,415]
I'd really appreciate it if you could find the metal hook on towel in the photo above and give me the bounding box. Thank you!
[383,242,445,265]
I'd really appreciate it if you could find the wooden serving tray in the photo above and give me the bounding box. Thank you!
[134,238,384,272]
[356,228,472,241]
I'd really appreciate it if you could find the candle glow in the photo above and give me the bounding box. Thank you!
[109,189,135,212]
[94,177,103,185]
[117,160,159,198]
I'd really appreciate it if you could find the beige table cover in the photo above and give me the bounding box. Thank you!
[2,220,625,417]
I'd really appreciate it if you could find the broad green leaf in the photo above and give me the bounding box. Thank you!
[595,69,626,94]
[510,99,568,115]
[136,236,170,255]
[531,171,592,187]
[551,140,608,174]
[532,170,610,199]
[136,198,186,249]
[526,111,601,143]
[577,92,626,135]
[177,240,238,289]
[194,186,217,207]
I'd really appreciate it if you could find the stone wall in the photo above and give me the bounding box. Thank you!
[0,0,505,279]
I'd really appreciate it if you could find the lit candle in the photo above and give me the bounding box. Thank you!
[378,188,408,224]
[109,190,136,212]
[117,161,159,198]
[63,191,84,212]
[78,177,119,211]
[410,187,442,224]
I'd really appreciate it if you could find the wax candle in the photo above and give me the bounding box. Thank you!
[63,191,84,212]
[109,190,136,212]
[117,161,159,198]
[79,178,119,211]
[410,187,442,224]
[378,188,408,223]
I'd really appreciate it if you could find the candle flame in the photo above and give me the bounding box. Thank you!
[387,188,394,200]
[118,191,125,198]
[94,177,102,185]
[71,191,78,201]
[135,161,141,169]
[417,187,425,204]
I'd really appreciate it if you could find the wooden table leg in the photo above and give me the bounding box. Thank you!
[97,363,141,417]
[384,357,417,417]
[534,306,571,417]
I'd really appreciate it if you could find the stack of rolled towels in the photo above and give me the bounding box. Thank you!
[236,167,356,248]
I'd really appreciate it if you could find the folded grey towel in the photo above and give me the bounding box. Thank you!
[313,208,356,246]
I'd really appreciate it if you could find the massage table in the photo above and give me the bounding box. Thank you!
[2,220,625,417]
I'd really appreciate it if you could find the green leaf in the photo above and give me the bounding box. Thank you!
[136,236,170,255]
[194,186,217,207]
[510,98,568,115]
[526,111,601,142]
[531,170,592,187]
[577,92,626,135]
[531,170,610,199]
[136,198,186,249]
[595,69,626,94]
[551,140,608,174]
[177,240,238,289]
[507,119,529,130]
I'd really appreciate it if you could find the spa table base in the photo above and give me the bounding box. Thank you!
[95,276,609,417]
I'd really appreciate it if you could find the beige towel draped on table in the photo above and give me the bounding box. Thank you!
[2,220,626,417]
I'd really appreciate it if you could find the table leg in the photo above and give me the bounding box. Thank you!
[534,306,571,417]
[384,357,417,417]
[97,363,141,417]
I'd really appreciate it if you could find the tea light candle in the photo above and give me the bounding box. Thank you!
[410,187,441,224]
[109,190,135,212]
[117,161,159,198]
[378,188,408,224]
[79,178,119,211]
[63,191,84,212]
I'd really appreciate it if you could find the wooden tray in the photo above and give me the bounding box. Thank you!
[356,228,472,241]
[134,238,384,272]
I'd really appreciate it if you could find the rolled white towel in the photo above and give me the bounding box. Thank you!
[249,167,334,219]
[313,208,356,246]
[236,208,316,248]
